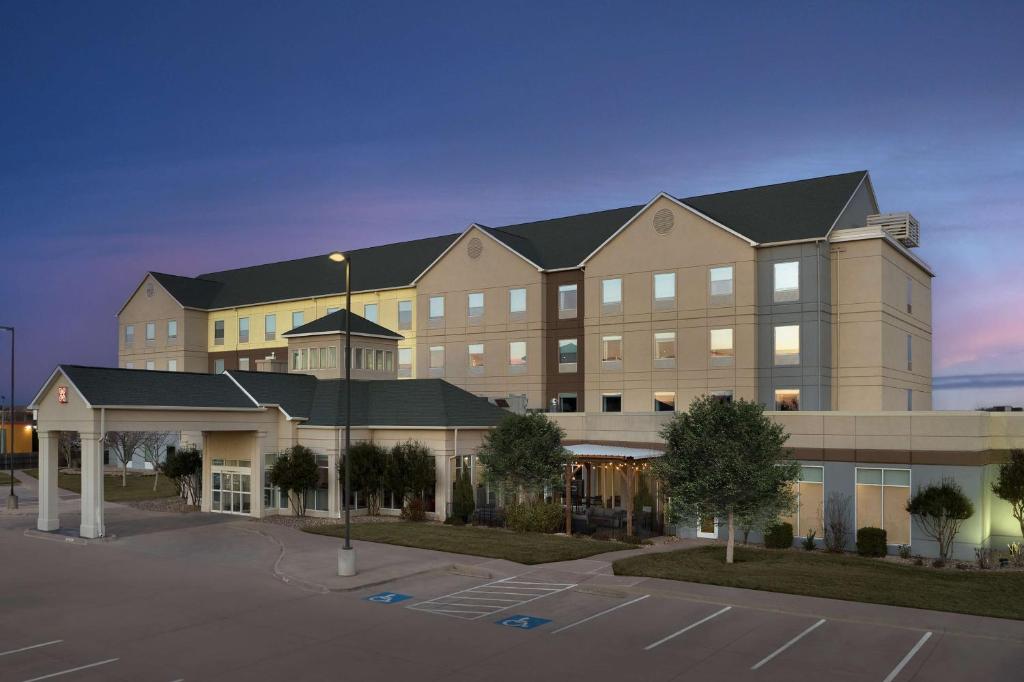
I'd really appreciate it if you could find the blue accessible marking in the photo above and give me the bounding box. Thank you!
[496,615,551,630]
[365,592,413,604]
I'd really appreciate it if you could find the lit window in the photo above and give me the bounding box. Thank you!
[653,272,676,308]
[429,345,444,370]
[384,350,393,372]
[291,311,304,329]
[709,266,734,304]
[774,325,800,365]
[602,278,622,314]
[291,349,307,371]
[364,349,374,371]
[558,339,578,373]
[146,322,156,341]
[558,284,577,319]
[654,392,675,412]
[774,261,800,303]
[145,360,155,371]
[398,348,412,377]
[601,335,623,366]
[710,328,734,367]
[167,320,178,339]
[468,343,485,369]
[238,317,249,343]
[363,304,378,323]
[509,341,527,367]
[468,292,484,319]
[855,468,911,545]
[781,466,824,538]
[654,332,676,368]
[124,325,134,345]
[375,349,384,371]
[509,288,527,316]
[602,394,622,413]
[907,334,913,371]
[353,348,363,370]
[712,390,733,403]
[265,314,276,341]
[167,359,178,372]
[775,388,800,411]
[398,300,412,330]
[214,320,224,345]
[327,347,337,369]
[214,359,225,374]
[236,358,248,371]
[429,296,445,320]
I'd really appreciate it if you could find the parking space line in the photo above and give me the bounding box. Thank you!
[20,658,119,682]
[882,632,932,682]
[0,640,63,657]
[551,595,650,634]
[644,606,732,651]
[751,618,826,670]
[408,576,577,620]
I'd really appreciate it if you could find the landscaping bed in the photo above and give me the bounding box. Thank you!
[305,521,637,564]
[613,544,1024,620]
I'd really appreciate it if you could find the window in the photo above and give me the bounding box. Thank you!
[398,348,412,378]
[397,300,412,330]
[327,346,337,369]
[125,362,135,369]
[773,261,800,303]
[213,359,225,374]
[146,322,156,341]
[558,284,577,319]
[326,306,340,315]
[167,320,178,339]
[557,393,578,413]
[509,341,527,371]
[654,392,675,412]
[353,348,363,370]
[602,394,622,413]
[775,388,800,411]
[145,360,155,370]
[710,328,734,367]
[167,359,178,372]
[558,339,578,373]
[124,325,135,345]
[509,288,527,318]
[653,272,676,309]
[309,346,320,370]
[237,358,249,371]
[291,349,307,371]
[654,332,676,369]
[265,314,276,341]
[214,320,224,345]
[468,343,485,371]
[856,468,911,546]
[429,345,444,373]
[291,311,304,329]
[774,325,800,365]
[907,334,913,371]
[429,296,445,320]
[711,390,734,403]
[238,317,249,343]
[907,388,913,411]
[303,454,330,512]
[602,335,623,368]
[709,266,734,304]
[468,290,483,319]
[375,349,384,372]
[906,276,913,314]
[602,278,622,314]
[363,304,378,323]
[782,466,824,538]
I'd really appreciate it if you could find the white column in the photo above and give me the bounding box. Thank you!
[37,431,60,532]
[251,432,266,518]
[79,432,105,538]
[200,432,212,512]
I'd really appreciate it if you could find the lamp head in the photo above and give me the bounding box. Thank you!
[328,251,346,263]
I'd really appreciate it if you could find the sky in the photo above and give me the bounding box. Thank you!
[1,1,1022,405]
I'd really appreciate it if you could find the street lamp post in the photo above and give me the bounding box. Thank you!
[1,326,16,510]
[329,252,356,576]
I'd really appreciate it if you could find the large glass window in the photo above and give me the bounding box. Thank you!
[602,278,622,314]
[775,388,800,411]
[398,300,412,330]
[291,311,304,329]
[363,304,378,323]
[782,466,824,538]
[558,284,577,319]
[467,292,484,319]
[303,454,330,512]
[213,320,224,345]
[291,349,307,371]
[856,468,911,546]
[429,296,445,320]
[654,332,676,368]
[654,392,675,412]
[601,335,623,367]
[264,314,276,341]
[653,272,676,308]
[167,319,178,340]
[774,261,800,303]
[398,347,412,377]
[774,325,800,365]
[558,339,578,373]
[710,328,734,367]
[509,341,527,369]
[602,394,622,413]
[709,266,734,304]
[468,343,485,369]
[212,468,251,515]
[509,288,527,317]
[238,317,249,343]
[429,345,444,371]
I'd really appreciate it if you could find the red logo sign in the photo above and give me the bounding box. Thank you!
[57,386,68,404]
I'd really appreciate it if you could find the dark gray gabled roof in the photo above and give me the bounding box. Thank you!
[150,272,223,309]
[226,371,318,419]
[58,365,258,409]
[282,309,403,339]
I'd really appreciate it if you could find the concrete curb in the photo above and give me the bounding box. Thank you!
[24,528,118,545]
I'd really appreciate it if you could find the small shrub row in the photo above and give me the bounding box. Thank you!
[504,502,565,534]
[856,527,887,557]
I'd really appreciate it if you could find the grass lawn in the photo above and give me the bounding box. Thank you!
[305,522,636,565]
[0,472,11,485]
[20,468,178,502]
[613,545,1024,620]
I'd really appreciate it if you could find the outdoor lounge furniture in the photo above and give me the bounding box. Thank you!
[588,505,627,529]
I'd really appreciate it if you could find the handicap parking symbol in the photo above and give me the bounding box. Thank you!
[365,592,412,604]
[496,615,551,630]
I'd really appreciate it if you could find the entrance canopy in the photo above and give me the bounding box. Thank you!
[565,443,662,461]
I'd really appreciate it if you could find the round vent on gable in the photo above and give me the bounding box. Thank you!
[653,208,674,235]
[467,236,483,259]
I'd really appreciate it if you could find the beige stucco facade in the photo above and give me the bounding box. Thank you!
[118,274,208,372]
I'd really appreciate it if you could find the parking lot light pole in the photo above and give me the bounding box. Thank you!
[329,252,356,576]
[1,325,16,510]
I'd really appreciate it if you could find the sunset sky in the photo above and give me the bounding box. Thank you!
[2,1,1022,404]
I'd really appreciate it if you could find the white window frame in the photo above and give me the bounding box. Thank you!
[429,345,444,373]
[167,319,178,340]
[238,317,249,343]
[236,358,248,372]
[213,320,224,345]
[429,296,445,320]
[653,272,676,309]
[146,321,156,342]
[773,261,800,303]
[468,343,485,372]
[467,292,484,320]
[264,314,276,341]
[774,324,800,366]
[601,334,623,369]
[601,278,622,314]
[789,465,824,538]
[509,288,527,319]
[291,311,304,329]
[397,300,412,330]
[363,303,378,323]
[508,341,527,372]
[654,331,676,369]
[167,359,178,372]
[709,265,734,305]
[854,467,912,547]
[709,328,734,367]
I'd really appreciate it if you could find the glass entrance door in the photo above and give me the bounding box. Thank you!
[212,469,252,515]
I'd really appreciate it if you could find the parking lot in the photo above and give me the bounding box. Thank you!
[3,505,1024,681]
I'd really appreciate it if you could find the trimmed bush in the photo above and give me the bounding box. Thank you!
[856,527,888,557]
[505,502,564,534]
[401,497,427,522]
[451,472,475,523]
[764,522,794,549]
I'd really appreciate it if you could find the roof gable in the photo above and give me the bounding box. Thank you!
[282,309,403,339]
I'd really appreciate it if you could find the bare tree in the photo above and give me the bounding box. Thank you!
[139,432,173,491]
[823,491,853,553]
[104,431,149,487]
[57,431,81,469]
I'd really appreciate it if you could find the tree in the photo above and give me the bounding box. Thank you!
[269,445,320,517]
[138,432,173,491]
[105,431,149,487]
[57,431,80,469]
[822,491,853,553]
[477,413,570,501]
[906,477,974,564]
[736,493,796,545]
[161,444,202,506]
[992,449,1024,539]
[389,441,436,509]
[345,442,388,515]
[653,395,799,564]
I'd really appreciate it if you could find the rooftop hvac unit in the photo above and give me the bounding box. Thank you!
[867,212,920,248]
